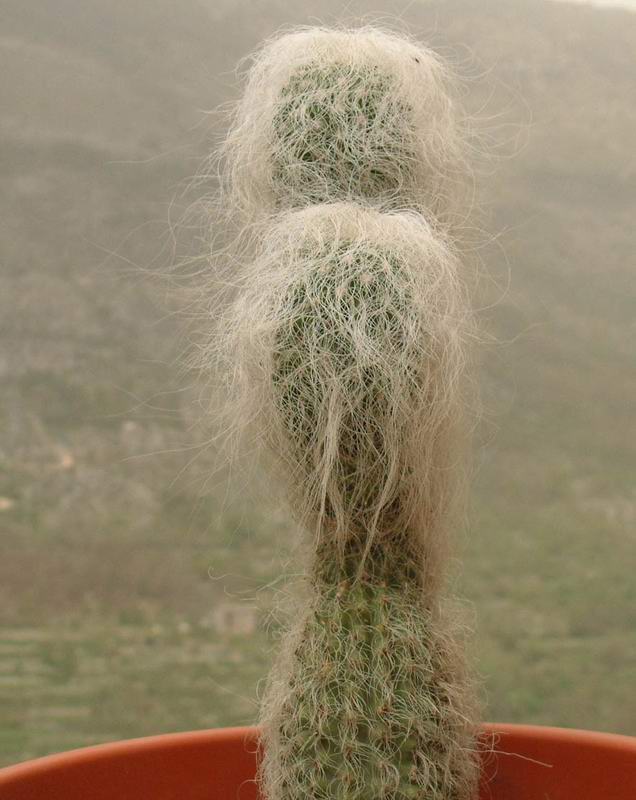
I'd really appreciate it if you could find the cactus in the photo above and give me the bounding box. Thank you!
[207,26,481,800]
[217,27,468,234]
[264,577,477,800]
[216,204,480,799]
[270,61,415,208]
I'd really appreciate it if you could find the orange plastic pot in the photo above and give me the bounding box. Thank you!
[0,723,634,800]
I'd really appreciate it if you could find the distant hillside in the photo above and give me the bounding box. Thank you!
[1,0,634,760]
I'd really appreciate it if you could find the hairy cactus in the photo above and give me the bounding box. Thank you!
[261,576,477,800]
[206,25,481,800]
[220,204,469,591]
[217,27,469,232]
[215,204,480,799]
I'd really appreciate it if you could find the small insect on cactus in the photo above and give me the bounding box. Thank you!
[215,203,480,799]
[217,26,469,235]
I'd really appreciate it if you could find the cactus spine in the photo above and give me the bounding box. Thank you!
[212,27,480,800]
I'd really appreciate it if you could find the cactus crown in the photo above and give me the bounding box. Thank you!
[216,26,468,239]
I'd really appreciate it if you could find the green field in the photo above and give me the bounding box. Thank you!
[1,0,634,767]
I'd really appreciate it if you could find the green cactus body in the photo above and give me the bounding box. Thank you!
[217,26,478,800]
[271,241,421,543]
[270,63,416,209]
[254,225,478,799]
[218,28,467,232]
[267,540,476,800]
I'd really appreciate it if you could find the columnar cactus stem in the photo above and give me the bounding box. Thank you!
[216,204,479,799]
[209,26,481,800]
[218,27,469,236]
[264,575,476,800]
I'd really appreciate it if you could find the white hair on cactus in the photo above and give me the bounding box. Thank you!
[214,26,470,238]
[204,202,475,594]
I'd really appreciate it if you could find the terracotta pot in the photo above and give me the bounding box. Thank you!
[0,723,634,799]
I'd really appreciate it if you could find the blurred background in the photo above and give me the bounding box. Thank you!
[1,0,634,767]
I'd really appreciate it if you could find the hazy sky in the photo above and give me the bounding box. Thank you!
[550,0,636,8]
